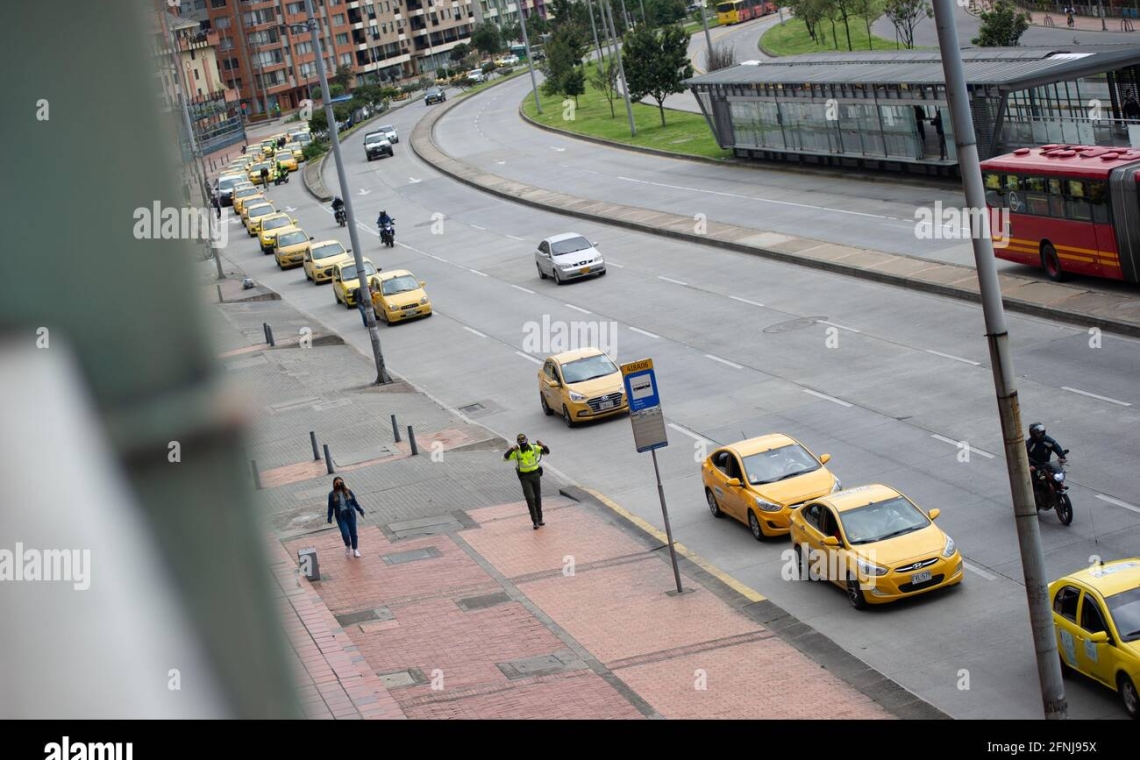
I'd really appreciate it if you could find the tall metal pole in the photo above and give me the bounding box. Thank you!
[586,0,606,65]
[519,0,543,114]
[639,0,647,25]
[1098,0,1107,31]
[931,0,1065,720]
[699,1,714,72]
[605,0,636,136]
[651,450,684,594]
[303,0,391,385]
[620,0,633,29]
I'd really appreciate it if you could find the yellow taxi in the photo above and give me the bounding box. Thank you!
[243,202,277,236]
[538,348,626,428]
[332,258,379,307]
[258,212,300,251]
[303,239,352,283]
[247,161,278,186]
[788,484,963,610]
[370,270,432,325]
[231,186,263,215]
[273,150,298,173]
[259,138,277,157]
[283,142,305,162]
[272,227,312,270]
[1050,559,1140,719]
[703,434,839,540]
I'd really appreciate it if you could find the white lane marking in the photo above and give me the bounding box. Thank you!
[659,276,688,286]
[606,261,624,268]
[463,326,487,338]
[668,422,714,445]
[507,234,526,241]
[803,389,852,407]
[963,561,997,581]
[1095,494,1140,515]
[930,434,996,459]
[629,327,660,338]
[616,176,899,221]
[468,269,488,277]
[515,351,543,365]
[471,224,486,230]
[511,284,535,294]
[729,295,764,308]
[925,349,981,366]
[705,354,743,369]
[1062,386,1132,407]
[820,320,861,334]
[565,304,592,314]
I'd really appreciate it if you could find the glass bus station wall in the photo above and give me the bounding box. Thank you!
[1000,75,1140,150]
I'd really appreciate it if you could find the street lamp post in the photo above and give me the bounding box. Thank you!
[931,0,1066,720]
[604,0,636,136]
[301,0,392,385]
[699,1,714,72]
[519,0,542,114]
[586,0,606,65]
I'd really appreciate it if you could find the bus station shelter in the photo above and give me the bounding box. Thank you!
[686,46,1140,176]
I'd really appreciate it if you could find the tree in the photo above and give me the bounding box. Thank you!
[450,43,470,62]
[973,0,1031,46]
[331,64,354,90]
[884,0,932,49]
[590,58,620,118]
[563,66,586,107]
[622,24,693,126]
[788,0,831,45]
[851,0,882,45]
[540,28,581,96]
[471,22,504,55]
[647,0,687,26]
[831,0,857,50]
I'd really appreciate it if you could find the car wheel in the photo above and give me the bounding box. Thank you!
[706,489,722,518]
[553,269,563,286]
[598,268,607,277]
[540,393,553,416]
[1041,243,1067,283]
[846,575,868,610]
[536,263,546,280]
[562,405,575,428]
[748,510,765,541]
[1119,673,1139,719]
[793,543,812,581]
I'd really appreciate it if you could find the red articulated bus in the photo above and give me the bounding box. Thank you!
[979,144,1140,283]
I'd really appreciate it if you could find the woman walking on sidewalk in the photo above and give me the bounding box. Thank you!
[327,477,366,557]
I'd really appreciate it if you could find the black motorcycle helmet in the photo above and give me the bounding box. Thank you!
[1029,423,1046,438]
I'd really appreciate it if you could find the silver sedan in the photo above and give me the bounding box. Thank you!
[534,233,607,285]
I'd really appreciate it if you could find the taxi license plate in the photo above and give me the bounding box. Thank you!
[580,267,591,274]
[598,400,614,410]
[911,570,932,584]
[404,309,418,316]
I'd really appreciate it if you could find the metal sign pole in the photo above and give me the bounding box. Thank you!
[651,449,683,594]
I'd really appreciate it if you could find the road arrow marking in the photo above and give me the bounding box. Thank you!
[358,188,371,195]
[408,177,421,184]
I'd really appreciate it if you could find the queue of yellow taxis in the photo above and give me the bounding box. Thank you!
[247,160,279,186]
[332,258,379,307]
[370,270,432,325]
[272,228,312,270]
[1050,559,1140,718]
[538,348,626,427]
[243,201,277,236]
[303,240,351,283]
[788,484,963,610]
[703,434,839,540]
[257,212,300,252]
[274,150,298,173]
[231,186,263,216]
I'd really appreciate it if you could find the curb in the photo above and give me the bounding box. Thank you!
[561,485,951,720]
[412,87,1140,339]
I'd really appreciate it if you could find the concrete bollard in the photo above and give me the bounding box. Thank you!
[310,431,320,461]
[408,426,418,456]
[251,460,261,490]
[217,284,223,303]
[391,414,401,442]
[263,323,276,347]
[323,444,335,474]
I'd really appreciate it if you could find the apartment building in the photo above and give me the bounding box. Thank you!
[471,0,547,33]
[177,0,477,118]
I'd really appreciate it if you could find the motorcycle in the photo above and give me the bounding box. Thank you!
[380,219,395,248]
[274,171,289,186]
[1032,450,1072,525]
[334,207,346,226]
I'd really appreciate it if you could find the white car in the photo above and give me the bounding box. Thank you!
[495,54,520,66]
[376,124,398,144]
[535,233,607,285]
[467,69,485,83]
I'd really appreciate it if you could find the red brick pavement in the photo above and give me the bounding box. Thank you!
[273,496,894,719]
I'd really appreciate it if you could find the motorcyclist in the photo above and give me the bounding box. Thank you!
[377,210,393,228]
[275,159,289,183]
[332,196,345,222]
[1026,423,1066,466]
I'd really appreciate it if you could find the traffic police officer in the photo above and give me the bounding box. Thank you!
[505,433,550,529]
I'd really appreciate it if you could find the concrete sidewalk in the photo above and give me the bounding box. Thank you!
[209,276,938,719]
[411,90,1140,338]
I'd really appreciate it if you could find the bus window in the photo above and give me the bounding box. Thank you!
[1025,176,1050,216]
[1089,180,1110,224]
[1048,178,1064,217]
[984,173,1002,190]
[1066,180,1091,221]
[983,172,1006,208]
[1006,175,1022,192]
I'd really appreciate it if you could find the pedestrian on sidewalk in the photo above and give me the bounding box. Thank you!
[327,477,366,557]
[505,433,550,529]
[213,191,222,220]
[353,283,375,327]
[1123,90,1140,123]
[931,110,947,160]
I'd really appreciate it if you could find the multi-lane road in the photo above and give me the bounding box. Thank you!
[216,81,1139,719]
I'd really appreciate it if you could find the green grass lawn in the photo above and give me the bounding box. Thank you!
[520,62,730,161]
[761,18,901,56]
[682,16,721,35]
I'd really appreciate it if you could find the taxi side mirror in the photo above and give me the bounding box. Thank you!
[420,280,426,287]
[1089,631,1109,644]
[822,536,840,547]
[726,478,742,488]
[928,508,941,521]
[819,453,831,464]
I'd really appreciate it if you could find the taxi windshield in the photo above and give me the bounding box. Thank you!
[840,497,929,545]
[381,275,419,295]
[561,354,617,384]
[1107,587,1140,642]
[741,444,819,485]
